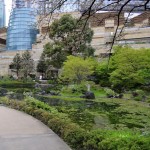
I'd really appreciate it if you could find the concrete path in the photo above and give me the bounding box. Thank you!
[0,106,71,150]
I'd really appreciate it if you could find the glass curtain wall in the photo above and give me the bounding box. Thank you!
[0,0,5,27]
[6,0,37,50]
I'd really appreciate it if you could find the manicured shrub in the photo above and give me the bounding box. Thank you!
[14,88,31,93]
[104,88,116,98]
[132,89,146,101]
[0,80,35,88]
[48,116,69,136]
[84,130,104,150]
[62,123,86,149]
[84,130,150,150]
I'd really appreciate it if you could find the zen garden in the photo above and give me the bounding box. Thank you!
[0,14,150,150]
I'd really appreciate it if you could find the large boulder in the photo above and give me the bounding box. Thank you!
[49,91,60,96]
[80,91,95,99]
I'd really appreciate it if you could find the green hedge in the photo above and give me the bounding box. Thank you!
[0,97,150,150]
[84,130,150,150]
[0,81,35,88]
[0,97,86,149]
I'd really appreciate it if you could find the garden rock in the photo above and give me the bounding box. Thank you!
[49,91,61,96]
[80,91,95,99]
[41,90,46,95]
[0,88,8,96]
[85,91,95,99]
[107,95,114,98]
[114,94,123,98]
[35,83,40,88]
[7,92,24,100]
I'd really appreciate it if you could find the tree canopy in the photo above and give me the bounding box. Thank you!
[21,51,34,79]
[36,0,149,52]
[36,53,48,75]
[41,14,95,69]
[11,53,22,78]
[93,46,150,91]
[109,46,150,90]
[60,55,94,84]
[11,51,34,79]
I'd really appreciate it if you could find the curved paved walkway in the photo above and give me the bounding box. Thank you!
[0,106,71,150]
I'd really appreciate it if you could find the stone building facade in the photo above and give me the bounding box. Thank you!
[0,11,150,75]
[0,27,6,51]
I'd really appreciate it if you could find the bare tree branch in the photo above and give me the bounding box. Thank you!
[26,0,150,63]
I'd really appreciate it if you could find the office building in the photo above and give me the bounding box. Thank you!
[0,0,5,27]
[6,0,37,50]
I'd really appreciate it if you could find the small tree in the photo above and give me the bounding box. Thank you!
[60,56,94,84]
[21,51,34,80]
[37,54,48,77]
[41,14,95,68]
[11,53,22,78]
[109,46,150,90]
[43,42,66,68]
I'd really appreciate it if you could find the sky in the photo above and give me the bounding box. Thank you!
[4,0,140,26]
[5,0,12,26]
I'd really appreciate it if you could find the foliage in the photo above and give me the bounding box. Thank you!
[40,14,94,69]
[0,80,35,89]
[94,60,111,86]
[84,130,150,150]
[0,75,14,81]
[104,88,116,98]
[36,53,48,75]
[34,92,150,133]
[60,56,94,84]
[61,81,101,97]
[0,96,86,149]
[132,89,146,101]
[0,96,150,150]
[21,51,34,80]
[49,14,94,56]
[43,42,66,68]
[10,53,22,77]
[35,94,150,131]
[11,51,34,80]
[109,46,150,91]
[56,106,94,130]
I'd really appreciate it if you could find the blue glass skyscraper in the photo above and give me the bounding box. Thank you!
[0,0,5,27]
[6,0,37,50]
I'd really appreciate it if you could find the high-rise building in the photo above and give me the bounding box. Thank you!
[0,0,5,27]
[6,0,37,50]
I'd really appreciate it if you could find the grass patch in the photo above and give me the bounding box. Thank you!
[0,80,35,89]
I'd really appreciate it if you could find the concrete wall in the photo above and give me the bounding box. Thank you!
[0,12,150,75]
[0,36,49,75]
[90,23,150,55]
[0,51,24,75]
